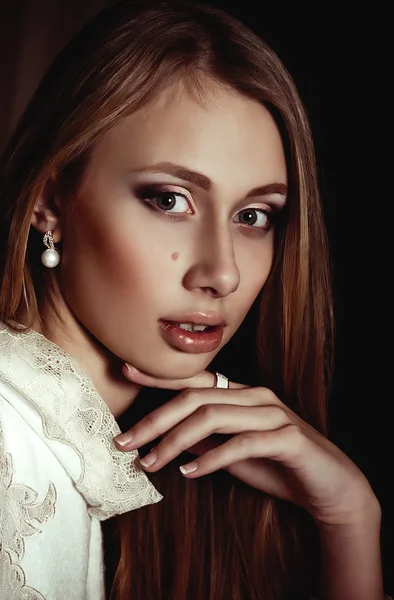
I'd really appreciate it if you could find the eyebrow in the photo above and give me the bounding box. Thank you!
[134,161,288,199]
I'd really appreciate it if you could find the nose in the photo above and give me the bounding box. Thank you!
[182,223,240,298]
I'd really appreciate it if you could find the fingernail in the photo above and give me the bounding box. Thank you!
[140,450,157,468]
[179,462,198,475]
[125,363,138,374]
[114,433,133,446]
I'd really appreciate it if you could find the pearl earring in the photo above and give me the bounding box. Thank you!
[41,231,60,268]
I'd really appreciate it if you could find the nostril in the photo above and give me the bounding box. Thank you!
[202,286,219,296]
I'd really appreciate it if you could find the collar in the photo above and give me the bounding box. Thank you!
[0,323,162,520]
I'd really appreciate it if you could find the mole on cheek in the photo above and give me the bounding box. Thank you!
[171,252,180,261]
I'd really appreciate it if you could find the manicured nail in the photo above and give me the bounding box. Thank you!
[114,433,133,446]
[140,450,157,468]
[179,462,198,475]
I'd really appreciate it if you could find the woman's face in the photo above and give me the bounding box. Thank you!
[57,81,287,379]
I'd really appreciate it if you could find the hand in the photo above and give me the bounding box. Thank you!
[114,364,378,529]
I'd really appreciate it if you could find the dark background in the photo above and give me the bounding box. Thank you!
[1,0,391,592]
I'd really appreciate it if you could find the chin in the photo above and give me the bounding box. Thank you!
[135,349,217,380]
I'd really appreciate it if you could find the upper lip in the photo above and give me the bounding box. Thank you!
[160,312,227,327]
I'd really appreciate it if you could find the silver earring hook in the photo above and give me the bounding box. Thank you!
[43,231,56,250]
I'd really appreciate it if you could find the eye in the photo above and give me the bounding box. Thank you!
[234,208,275,231]
[139,186,193,215]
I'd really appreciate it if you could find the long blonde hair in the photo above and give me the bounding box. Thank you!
[0,1,334,598]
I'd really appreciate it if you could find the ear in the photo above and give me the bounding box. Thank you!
[30,177,62,243]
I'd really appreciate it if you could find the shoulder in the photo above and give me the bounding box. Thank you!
[0,396,56,598]
[0,393,57,525]
[0,394,103,599]
[0,388,60,479]
[0,389,89,513]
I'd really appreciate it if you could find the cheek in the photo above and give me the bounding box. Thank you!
[59,202,176,315]
[230,235,274,318]
[238,235,274,292]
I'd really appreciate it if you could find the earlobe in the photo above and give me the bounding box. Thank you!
[30,177,62,243]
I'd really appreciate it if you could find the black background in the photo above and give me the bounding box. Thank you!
[230,4,392,590]
[217,3,392,589]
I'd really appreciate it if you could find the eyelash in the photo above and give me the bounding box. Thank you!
[136,185,277,232]
[138,185,193,220]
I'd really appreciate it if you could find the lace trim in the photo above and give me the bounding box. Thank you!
[0,323,162,520]
[0,422,55,599]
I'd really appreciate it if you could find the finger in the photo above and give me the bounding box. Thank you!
[137,404,290,471]
[183,437,295,502]
[114,387,278,449]
[177,424,304,478]
[122,363,247,391]
[186,435,221,457]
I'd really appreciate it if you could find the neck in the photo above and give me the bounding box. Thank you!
[30,301,141,419]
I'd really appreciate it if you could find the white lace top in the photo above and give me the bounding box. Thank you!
[0,322,162,599]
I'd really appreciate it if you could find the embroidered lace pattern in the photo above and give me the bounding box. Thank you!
[0,422,55,599]
[0,323,162,520]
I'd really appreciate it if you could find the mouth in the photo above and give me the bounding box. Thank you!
[158,315,226,354]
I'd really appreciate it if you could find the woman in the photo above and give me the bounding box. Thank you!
[0,1,384,599]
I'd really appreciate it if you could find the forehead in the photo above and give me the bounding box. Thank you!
[92,79,287,189]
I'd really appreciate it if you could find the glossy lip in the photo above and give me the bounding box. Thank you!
[159,312,227,327]
[158,320,224,354]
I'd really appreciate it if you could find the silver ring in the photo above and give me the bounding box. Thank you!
[214,372,229,389]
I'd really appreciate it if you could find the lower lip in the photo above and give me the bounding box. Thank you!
[158,320,224,354]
